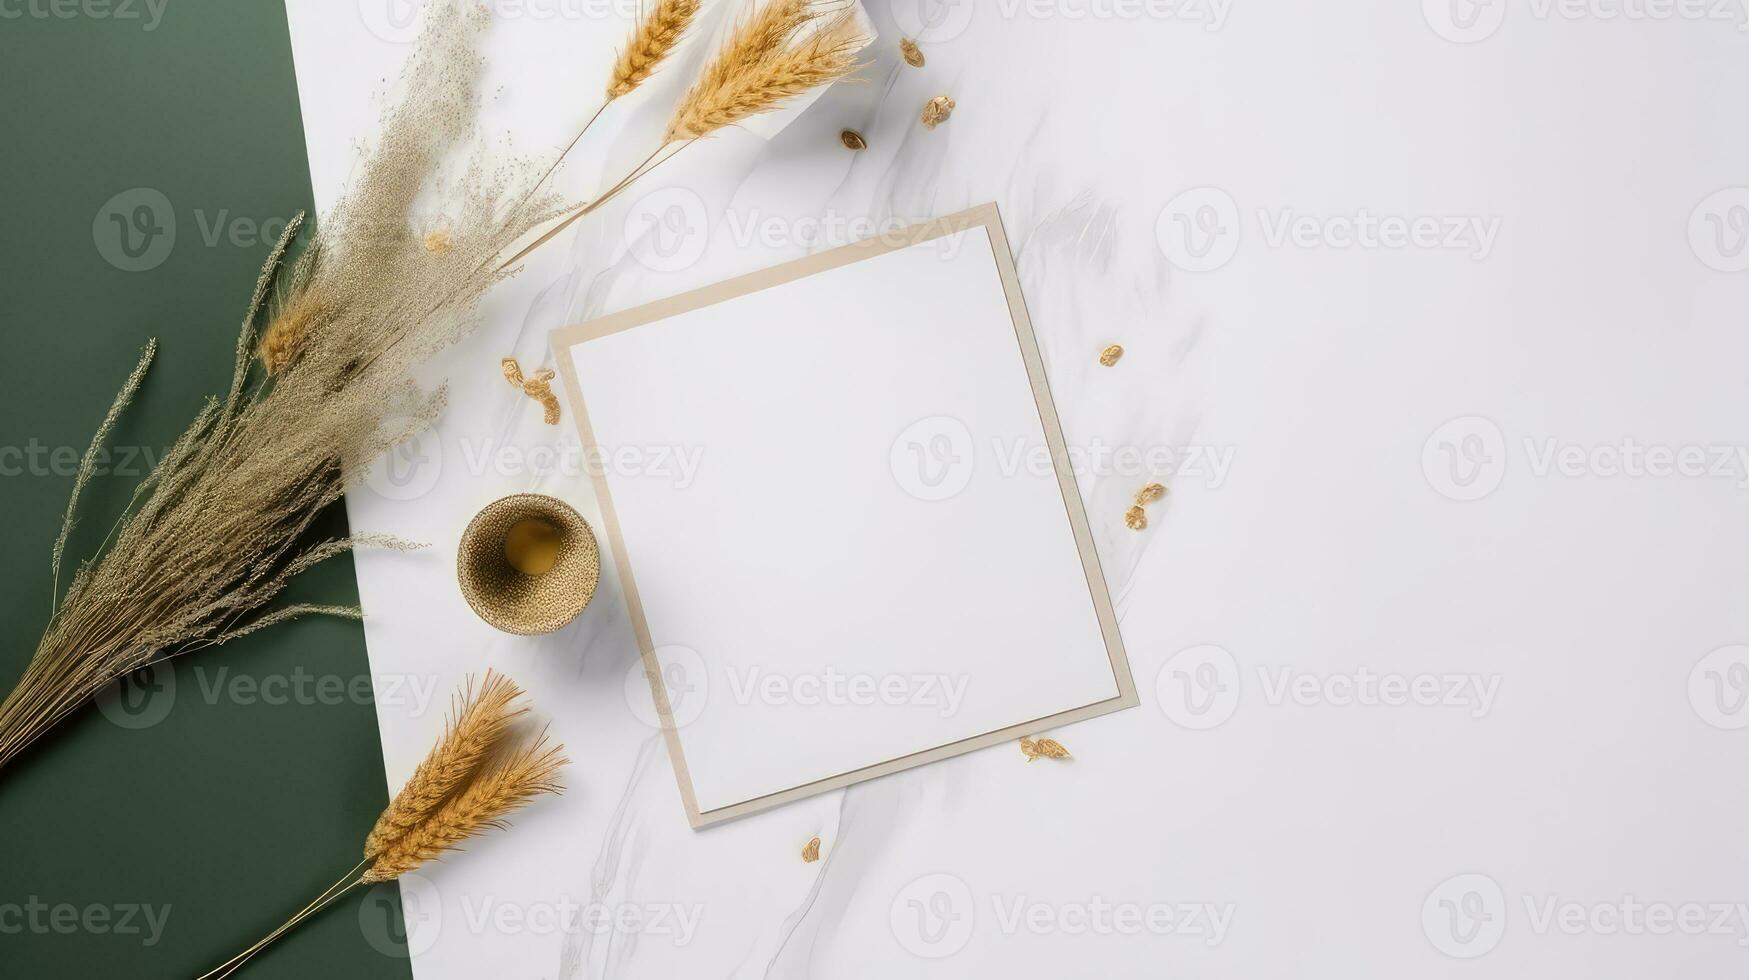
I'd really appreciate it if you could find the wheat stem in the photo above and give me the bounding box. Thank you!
[195,863,368,980]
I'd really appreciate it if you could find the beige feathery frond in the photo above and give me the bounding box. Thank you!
[363,672,527,859]
[664,1,864,143]
[607,0,702,99]
[363,728,567,883]
[50,338,156,607]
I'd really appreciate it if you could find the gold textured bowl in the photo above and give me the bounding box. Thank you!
[457,493,601,635]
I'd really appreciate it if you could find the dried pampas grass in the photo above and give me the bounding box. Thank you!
[0,1,558,774]
[197,673,566,980]
[1,0,869,778]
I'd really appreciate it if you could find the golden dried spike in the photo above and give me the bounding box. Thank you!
[363,672,526,860]
[1135,483,1167,506]
[921,95,954,129]
[1124,506,1148,531]
[607,0,703,99]
[899,37,924,68]
[363,729,568,884]
[802,836,822,862]
[258,292,328,375]
[1019,736,1071,762]
[665,3,866,143]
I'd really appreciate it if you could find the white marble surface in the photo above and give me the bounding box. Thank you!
[288,2,1749,977]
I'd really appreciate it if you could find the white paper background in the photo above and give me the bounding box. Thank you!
[287,1,1749,977]
[568,225,1119,813]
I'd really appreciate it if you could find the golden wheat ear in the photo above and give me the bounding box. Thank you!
[362,671,527,859]
[363,728,568,884]
[608,0,703,99]
[664,2,866,143]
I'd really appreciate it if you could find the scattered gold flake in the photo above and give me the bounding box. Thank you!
[1099,344,1124,367]
[501,357,561,425]
[921,95,955,130]
[840,128,867,151]
[900,37,924,68]
[801,836,821,863]
[1019,736,1070,762]
[423,228,453,254]
[1135,483,1167,506]
[1124,505,1148,531]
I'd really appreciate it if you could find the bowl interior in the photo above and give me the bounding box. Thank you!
[457,494,600,635]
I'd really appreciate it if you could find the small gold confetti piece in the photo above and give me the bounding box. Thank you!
[1124,505,1148,531]
[1019,736,1071,762]
[1099,344,1124,367]
[1135,483,1167,506]
[501,356,562,425]
[423,229,452,255]
[840,128,867,151]
[921,95,955,130]
[900,37,925,68]
[802,837,821,862]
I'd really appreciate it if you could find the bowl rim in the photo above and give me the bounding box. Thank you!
[456,492,600,635]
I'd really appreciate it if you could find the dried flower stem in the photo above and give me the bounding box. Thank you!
[197,676,564,979]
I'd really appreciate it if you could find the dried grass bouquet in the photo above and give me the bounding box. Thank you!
[0,0,867,775]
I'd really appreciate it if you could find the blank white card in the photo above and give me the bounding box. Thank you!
[553,204,1135,827]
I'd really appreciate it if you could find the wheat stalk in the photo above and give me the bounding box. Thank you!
[363,728,567,883]
[197,675,565,980]
[608,0,703,98]
[665,1,864,142]
[362,671,525,859]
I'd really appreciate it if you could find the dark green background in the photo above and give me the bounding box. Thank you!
[0,4,411,977]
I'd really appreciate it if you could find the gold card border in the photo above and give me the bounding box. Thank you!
[550,202,1138,829]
